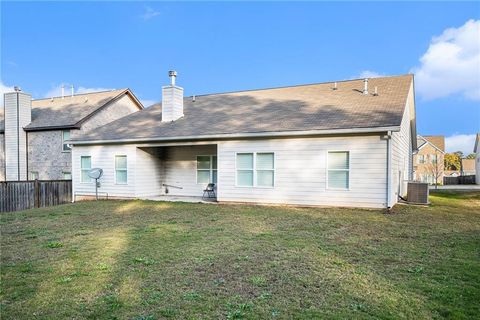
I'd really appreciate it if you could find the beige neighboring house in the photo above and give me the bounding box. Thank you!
[69,73,417,209]
[475,134,480,184]
[0,88,143,181]
[413,135,445,184]
[461,158,476,176]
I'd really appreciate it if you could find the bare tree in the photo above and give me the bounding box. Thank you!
[424,150,443,189]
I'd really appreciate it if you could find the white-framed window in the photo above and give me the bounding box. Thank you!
[63,172,72,180]
[418,155,425,164]
[327,151,350,190]
[235,152,275,187]
[431,154,437,164]
[30,171,39,180]
[115,155,128,184]
[197,155,217,184]
[81,156,92,183]
[62,130,71,152]
[256,153,275,187]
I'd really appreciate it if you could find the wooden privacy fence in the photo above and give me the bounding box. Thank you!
[443,175,476,185]
[0,180,72,213]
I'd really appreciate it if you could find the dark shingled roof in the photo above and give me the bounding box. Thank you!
[71,74,414,143]
[0,89,134,132]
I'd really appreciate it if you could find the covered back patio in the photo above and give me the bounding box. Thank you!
[135,143,218,201]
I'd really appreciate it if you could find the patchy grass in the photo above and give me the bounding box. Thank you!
[1,191,479,319]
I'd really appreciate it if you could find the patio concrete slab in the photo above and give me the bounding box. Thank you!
[140,195,217,204]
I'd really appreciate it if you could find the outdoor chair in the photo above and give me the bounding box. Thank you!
[202,183,216,200]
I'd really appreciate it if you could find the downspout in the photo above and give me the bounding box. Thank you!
[16,91,20,180]
[71,145,75,203]
[26,131,29,180]
[386,131,392,208]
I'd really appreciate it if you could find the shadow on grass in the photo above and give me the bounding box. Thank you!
[1,192,479,319]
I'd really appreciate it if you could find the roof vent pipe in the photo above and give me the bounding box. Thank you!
[373,86,378,96]
[71,85,74,97]
[333,82,337,90]
[192,95,196,102]
[169,70,177,86]
[363,78,368,95]
[61,84,65,99]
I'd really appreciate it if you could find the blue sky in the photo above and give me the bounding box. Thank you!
[1,1,479,154]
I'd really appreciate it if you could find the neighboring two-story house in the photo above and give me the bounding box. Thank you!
[460,158,476,176]
[413,135,445,184]
[1,88,143,181]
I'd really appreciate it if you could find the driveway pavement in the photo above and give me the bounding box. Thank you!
[430,185,480,191]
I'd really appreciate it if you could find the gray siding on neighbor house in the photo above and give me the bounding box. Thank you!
[0,133,4,181]
[26,94,141,180]
[27,130,71,180]
[71,94,141,138]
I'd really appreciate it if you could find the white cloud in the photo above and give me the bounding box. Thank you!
[356,70,385,79]
[0,81,15,107]
[141,6,160,20]
[411,19,480,101]
[76,86,112,94]
[0,81,15,96]
[445,134,477,154]
[44,84,113,98]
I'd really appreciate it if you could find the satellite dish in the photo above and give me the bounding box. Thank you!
[88,168,103,179]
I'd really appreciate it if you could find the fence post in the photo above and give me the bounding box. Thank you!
[34,179,40,208]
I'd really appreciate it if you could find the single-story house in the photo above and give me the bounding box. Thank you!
[69,72,417,208]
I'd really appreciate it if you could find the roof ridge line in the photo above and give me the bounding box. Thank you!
[191,74,413,98]
[32,88,125,101]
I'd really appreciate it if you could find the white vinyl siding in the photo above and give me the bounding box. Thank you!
[72,131,406,209]
[327,151,350,189]
[390,82,414,204]
[162,145,217,196]
[218,136,388,208]
[62,130,71,152]
[115,155,128,184]
[197,155,217,184]
[73,145,137,198]
[80,156,92,183]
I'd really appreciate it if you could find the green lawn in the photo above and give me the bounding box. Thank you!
[1,192,479,319]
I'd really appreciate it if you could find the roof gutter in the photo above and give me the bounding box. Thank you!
[69,125,400,146]
[24,124,81,132]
